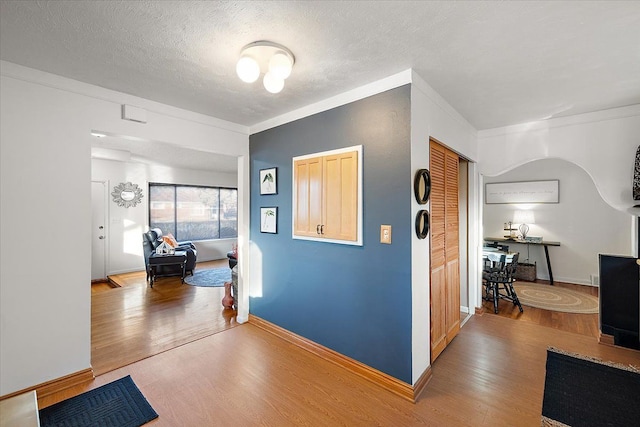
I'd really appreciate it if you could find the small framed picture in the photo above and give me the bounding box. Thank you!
[259,167,277,195]
[260,207,277,233]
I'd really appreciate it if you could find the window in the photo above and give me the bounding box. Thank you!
[149,183,237,241]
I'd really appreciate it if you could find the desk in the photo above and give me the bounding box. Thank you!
[485,237,561,285]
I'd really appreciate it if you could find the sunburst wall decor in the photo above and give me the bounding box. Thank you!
[111,182,143,208]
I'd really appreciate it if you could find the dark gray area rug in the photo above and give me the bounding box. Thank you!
[184,268,231,287]
[39,375,158,427]
[541,347,640,427]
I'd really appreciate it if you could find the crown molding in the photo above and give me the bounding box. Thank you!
[250,69,412,134]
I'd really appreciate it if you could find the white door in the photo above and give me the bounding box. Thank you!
[91,181,107,281]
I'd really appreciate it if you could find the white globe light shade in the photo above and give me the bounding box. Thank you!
[263,72,285,94]
[268,52,293,80]
[236,56,260,83]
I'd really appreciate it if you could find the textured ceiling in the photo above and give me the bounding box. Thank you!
[1,1,639,170]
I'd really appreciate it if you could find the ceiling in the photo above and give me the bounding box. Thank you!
[90,135,238,173]
[1,1,639,170]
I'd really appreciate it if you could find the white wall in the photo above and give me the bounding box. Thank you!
[1,73,92,396]
[0,61,249,395]
[484,158,632,285]
[478,105,640,216]
[410,71,477,385]
[92,159,238,275]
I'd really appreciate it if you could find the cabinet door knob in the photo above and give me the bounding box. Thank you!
[320,225,324,234]
[316,225,321,234]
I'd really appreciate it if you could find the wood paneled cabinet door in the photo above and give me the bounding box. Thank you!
[429,139,460,363]
[294,150,358,242]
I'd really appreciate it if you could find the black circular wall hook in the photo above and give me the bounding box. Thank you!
[415,210,430,239]
[414,169,431,205]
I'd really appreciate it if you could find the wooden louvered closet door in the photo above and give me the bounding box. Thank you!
[430,138,460,363]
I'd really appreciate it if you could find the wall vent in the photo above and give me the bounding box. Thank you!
[121,104,147,124]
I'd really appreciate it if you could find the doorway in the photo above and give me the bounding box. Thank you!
[90,138,243,375]
[480,158,632,337]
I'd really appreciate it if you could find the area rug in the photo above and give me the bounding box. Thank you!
[184,268,230,287]
[512,282,598,314]
[39,375,158,427]
[541,347,640,427]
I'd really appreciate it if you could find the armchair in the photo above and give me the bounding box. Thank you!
[142,228,197,279]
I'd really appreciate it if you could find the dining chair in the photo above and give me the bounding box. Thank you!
[482,254,506,306]
[483,252,523,313]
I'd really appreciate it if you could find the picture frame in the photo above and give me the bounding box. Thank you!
[485,180,559,204]
[259,167,277,195]
[260,207,278,233]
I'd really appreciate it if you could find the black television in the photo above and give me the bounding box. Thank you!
[599,254,640,350]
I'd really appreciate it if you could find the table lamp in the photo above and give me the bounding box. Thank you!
[513,210,535,239]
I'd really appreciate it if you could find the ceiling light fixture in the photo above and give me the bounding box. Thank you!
[236,41,295,94]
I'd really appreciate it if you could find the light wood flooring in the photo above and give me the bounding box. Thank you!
[93,270,599,378]
[41,312,640,426]
[91,260,236,375]
[83,270,632,425]
[481,279,600,338]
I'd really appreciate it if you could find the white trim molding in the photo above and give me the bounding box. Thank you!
[251,70,412,134]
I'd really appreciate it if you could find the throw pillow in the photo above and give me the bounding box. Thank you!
[163,234,179,248]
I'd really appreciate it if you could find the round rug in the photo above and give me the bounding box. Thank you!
[184,268,231,287]
[512,282,599,314]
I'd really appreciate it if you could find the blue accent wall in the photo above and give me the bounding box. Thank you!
[250,85,412,383]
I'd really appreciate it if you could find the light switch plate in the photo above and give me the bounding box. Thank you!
[380,225,392,244]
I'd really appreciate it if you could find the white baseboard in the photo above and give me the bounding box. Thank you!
[536,276,595,286]
[460,311,473,328]
[529,273,595,286]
